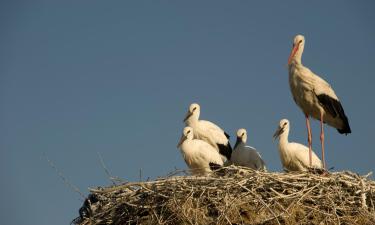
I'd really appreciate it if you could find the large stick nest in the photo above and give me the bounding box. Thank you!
[72,166,375,225]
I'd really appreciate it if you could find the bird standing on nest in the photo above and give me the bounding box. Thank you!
[287,34,351,170]
[273,119,323,172]
[177,126,224,175]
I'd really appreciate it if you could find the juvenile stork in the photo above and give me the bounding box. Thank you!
[273,119,323,172]
[288,34,351,169]
[183,103,232,162]
[230,128,266,170]
[177,126,224,175]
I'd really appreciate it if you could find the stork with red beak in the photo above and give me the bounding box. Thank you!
[287,34,351,170]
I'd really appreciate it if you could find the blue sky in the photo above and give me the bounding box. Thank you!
[1,1,374,225]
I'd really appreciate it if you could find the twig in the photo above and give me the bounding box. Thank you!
[361,179,368,209]
[44,153,85,200]
[97,152,116,185]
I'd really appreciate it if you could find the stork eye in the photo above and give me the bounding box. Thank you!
[187,130,191,134]
[284,122,287,126]
[193,107,197,111]
[299,40,303,43]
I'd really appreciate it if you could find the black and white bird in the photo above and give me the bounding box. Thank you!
[273,119,323,172]
[177,126,224,175]
[230,128,266,170]
[183,103,232,162]
[288,34,351,169]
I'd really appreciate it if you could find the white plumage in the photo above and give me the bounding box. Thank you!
[288,34,351,169]
[273,119,323,172]
[183,103,232,162]
[230,128,266,170]
[177,126,224,175]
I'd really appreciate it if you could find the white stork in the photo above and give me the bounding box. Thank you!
[230,128,266,170]
[273,119,323,172]
[177,126,224,175]
[183,103,232,162]
[288,34,351,169]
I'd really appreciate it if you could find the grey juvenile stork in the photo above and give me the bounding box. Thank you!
[230,128,266,171]
[288,34,351,169]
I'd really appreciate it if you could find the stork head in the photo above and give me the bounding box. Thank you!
[183,103,200,123]
[273,119,290,140]
[288,34,305,65]
[177,126,194,148]
[236,128,247,143]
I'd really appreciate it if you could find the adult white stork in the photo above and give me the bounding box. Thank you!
[230,128,266,170]
[177,126,224,175]
[273,119,323,172]
[183,103,232,162]
[288,34,351,169]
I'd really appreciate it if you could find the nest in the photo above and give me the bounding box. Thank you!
[72,166,375,225]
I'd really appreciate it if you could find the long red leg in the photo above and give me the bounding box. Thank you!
[305,114,312,167]
[320,113,326,170]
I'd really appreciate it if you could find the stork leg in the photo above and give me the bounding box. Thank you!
[320,113,326,170]
[305,114,312,167]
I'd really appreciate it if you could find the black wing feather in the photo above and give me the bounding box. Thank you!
[316,94,351,134]
[217,143,232,160]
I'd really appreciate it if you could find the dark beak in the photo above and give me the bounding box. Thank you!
[183,111,193,122]
[273,126,284,140]
[177,135,187,148]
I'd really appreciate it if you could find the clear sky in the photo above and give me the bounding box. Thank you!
[1,1,374,225]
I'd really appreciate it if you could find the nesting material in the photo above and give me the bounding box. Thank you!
[72,166,375,225]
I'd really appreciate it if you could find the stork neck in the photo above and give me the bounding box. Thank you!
[234,137,245,150]
[289,56,302,67]
[187,133,194,140]
[279,129,289,146]
[185,114,199,126]
[293,52,302,65]
[297,42,306,64]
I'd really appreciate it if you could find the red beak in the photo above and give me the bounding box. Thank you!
[288,43,299,65]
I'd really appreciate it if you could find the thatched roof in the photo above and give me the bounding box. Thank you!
[72,166,375,225]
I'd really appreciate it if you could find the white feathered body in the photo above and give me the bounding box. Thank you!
[179,138,224,175]
[278,137,322,171]
[187,120,229,147]
[289,63,344,129]
[186,119,230,162]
